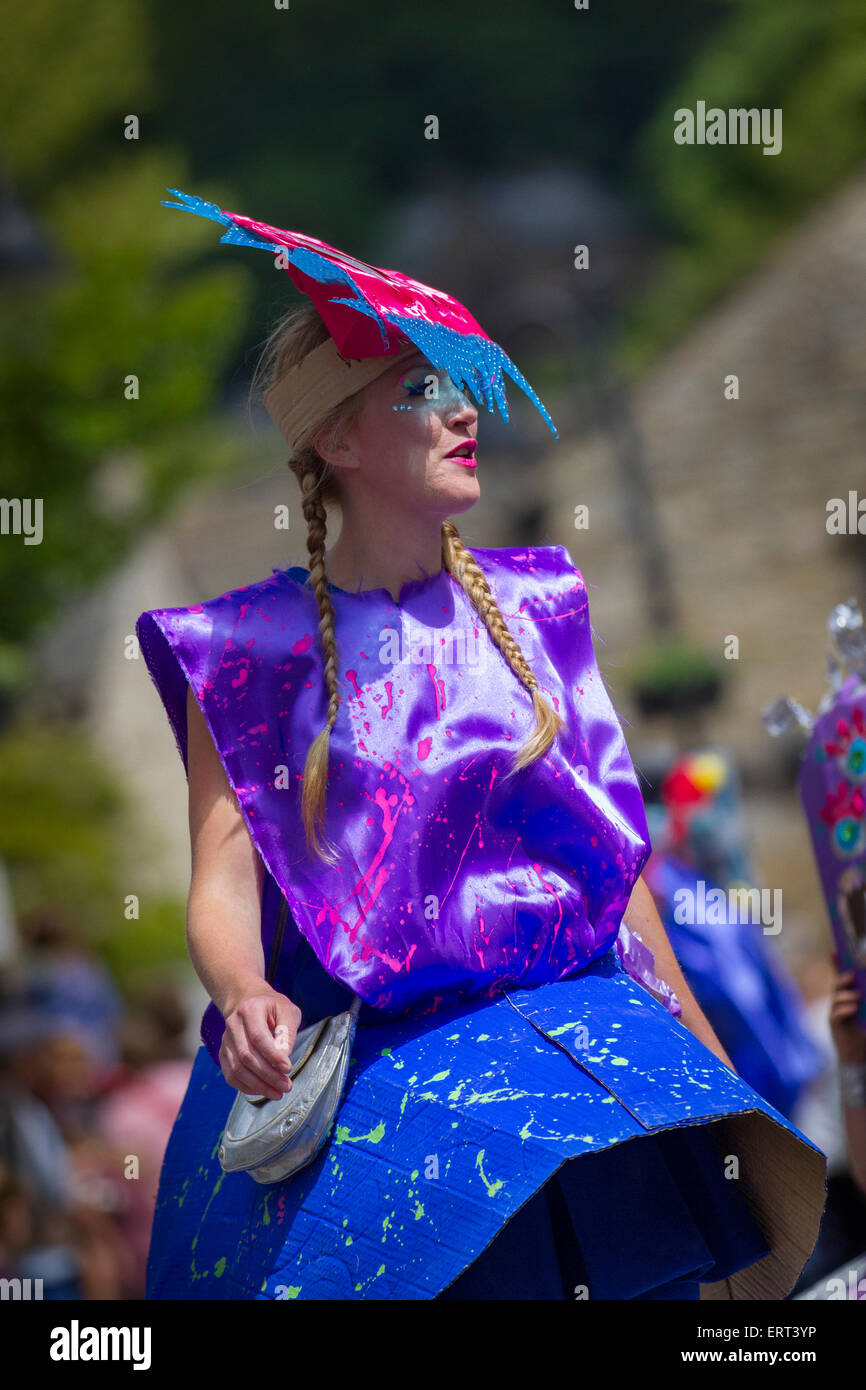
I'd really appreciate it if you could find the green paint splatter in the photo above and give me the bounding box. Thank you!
[463,1085,522,1106]
[188,1171,226,1280]
[426,1069,451,1082]
[214,1257,227,1278]
[475,1149,505,1198]
[610,1056,629,1066]
[334,1119,386,1145]
[414,1202,424,1220]
[354,1263,387,1294]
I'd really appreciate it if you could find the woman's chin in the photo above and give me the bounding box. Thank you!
[439,473,481,511]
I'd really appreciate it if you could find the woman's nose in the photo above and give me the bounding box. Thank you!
[446,394,478,427]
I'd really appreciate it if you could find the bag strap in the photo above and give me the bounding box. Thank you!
[265,892,291,986]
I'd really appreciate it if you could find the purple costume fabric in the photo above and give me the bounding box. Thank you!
[137,544,655,1054]
[137,542,828,1300]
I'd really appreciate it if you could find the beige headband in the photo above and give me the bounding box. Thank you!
[263,337,420,453]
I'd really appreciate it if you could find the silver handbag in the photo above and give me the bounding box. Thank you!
[218,895,362,1185]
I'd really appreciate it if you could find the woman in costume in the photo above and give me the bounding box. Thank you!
[136,190,826,1300]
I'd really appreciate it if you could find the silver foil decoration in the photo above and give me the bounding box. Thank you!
[761,696,815,739]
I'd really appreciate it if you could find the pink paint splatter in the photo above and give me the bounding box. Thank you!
[531,861,565,944]
[425,663,445,719]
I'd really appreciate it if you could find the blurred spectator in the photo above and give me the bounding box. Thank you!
[15,908,123,1070]
[95,980,192,1298]
[793,958,866,1298]
[0,1004,92,1297]
[0,965,193,1297]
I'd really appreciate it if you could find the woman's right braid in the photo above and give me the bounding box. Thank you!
[297,466,342,865]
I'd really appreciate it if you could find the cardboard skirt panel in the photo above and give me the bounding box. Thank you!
[146,949,827,1301]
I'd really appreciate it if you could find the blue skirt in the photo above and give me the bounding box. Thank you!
[146,949,826,1300]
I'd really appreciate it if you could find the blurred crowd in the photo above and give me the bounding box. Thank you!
[0,909,191,1299]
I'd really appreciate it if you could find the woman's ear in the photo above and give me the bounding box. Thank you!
[312,424,361,474]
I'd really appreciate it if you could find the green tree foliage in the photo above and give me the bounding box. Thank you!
[0,0,253,654]
[0,718,187,981]
[0,1,256,976]
[625,0,866,366]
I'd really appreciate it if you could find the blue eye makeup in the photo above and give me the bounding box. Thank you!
[392,368,476,415]
[401,371,431,398]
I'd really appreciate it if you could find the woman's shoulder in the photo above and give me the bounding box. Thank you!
[135,565,306,636]
[134,567,315,765]
[473,542,587,608]
[134,567,318,698]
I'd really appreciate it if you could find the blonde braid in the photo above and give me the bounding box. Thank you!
[297,467,343,866]
[441,520,566,774]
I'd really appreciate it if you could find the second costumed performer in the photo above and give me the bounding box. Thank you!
[137,190,826,1301]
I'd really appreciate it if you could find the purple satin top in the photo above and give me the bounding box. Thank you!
[137,544,654,1054]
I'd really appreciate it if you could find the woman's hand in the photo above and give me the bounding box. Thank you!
[220,984,303,1101]
[829,960,866,1067]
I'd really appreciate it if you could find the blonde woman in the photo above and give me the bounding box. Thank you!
[136,191,826,1300]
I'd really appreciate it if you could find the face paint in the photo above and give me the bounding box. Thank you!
[391,365,477,416]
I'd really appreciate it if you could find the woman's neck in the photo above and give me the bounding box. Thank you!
[323,525,446,603]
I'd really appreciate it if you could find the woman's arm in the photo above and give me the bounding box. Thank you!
[622,874,737,1073]
[186,684,301,1100]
